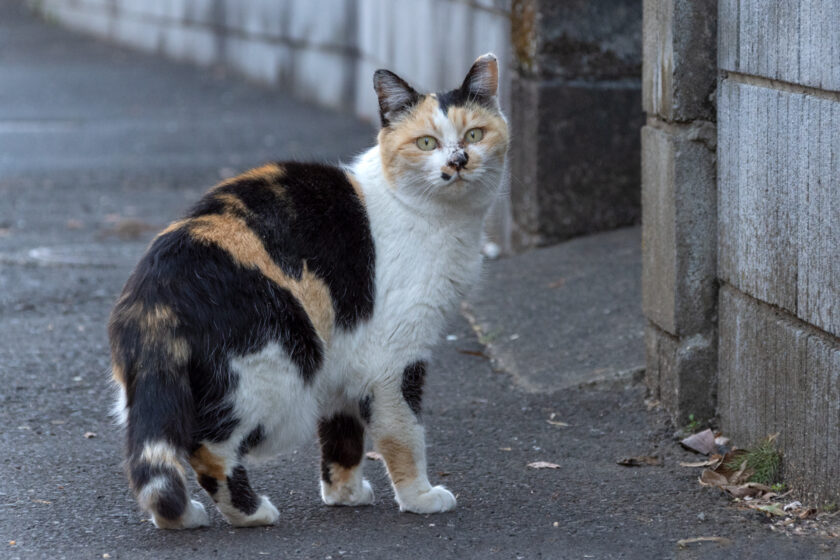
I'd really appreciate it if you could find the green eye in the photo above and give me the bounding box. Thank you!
[416,136,438,151]
[465,128,484,143]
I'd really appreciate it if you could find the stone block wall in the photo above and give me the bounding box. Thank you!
[717,0,840,502]
[644,0,840,502]
[641,0,718,425]
[509,0,643,248]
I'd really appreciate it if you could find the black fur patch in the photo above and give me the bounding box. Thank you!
[129,462,186,521]
[198,473,219,497]
[318,414,365,484]
[401,361,426,416]
[359,395,373,424]
[192,162,375,330]
[436,83,495,115]
[112,223,327,448]
[228,465,259,515]
[237,425,265,458]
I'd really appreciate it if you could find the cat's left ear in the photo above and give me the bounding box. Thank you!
[374,69,420,128]
[460,53,499,105]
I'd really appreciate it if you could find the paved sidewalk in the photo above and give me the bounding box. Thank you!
[1,2,837,558]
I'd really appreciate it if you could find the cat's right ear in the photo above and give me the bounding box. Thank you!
[373,70,420,128]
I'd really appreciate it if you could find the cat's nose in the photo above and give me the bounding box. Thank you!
[448,151,469,170]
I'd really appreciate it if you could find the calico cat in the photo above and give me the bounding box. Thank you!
[109,53,509,529]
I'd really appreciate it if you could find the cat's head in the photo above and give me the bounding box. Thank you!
[373,54,509,208]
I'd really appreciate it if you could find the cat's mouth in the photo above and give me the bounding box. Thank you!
[440,171,468,183]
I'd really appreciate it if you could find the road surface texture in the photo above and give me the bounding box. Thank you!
[1,2,837,558]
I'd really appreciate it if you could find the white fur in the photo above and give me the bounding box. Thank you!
[321,475,375,506]
[150,499,210,530]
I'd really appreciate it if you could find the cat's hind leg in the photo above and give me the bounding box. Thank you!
[189,444,279,527]
[318,410,375,506]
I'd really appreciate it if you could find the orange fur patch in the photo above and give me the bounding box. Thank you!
[112,361,126,387]
[112,302,190,367]
[188,213,335,342]
[344,171,366,204]
[215,163,285,190]
[327,464,356,488]
[189,445,226,480]
[377,437,418,487]
[379,95,440,186]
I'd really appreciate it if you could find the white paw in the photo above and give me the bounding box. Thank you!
[321,478,375,507]
[229,496,279,528]
[152,499,210,530]
[397,485,457,514]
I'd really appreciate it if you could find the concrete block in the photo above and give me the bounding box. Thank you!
[718,80,839,337]
[353,56,380,123]
[719,285,840,502]
[111,16,163,54]
[510,77,642,247]
[643,0,716,121]
[292,49,355,112]
[641,124,716,337]
[159,23,217,66]
[530,0,642,80]
[224,36,290,86]
[645,322,716,426]
[41,1,112,40]
[113,0,189,22]
[719,0,840,92]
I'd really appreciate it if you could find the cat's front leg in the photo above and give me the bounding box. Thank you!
[318,411,375,507]
[368,362,456,514]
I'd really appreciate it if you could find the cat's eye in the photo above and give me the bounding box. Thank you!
[416,136,438,151]
[464,128,484,143]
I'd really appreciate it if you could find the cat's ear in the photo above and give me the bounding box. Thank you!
[460,53,499,104]
[373,69,420,128]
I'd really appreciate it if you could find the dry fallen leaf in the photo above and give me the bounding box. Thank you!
[676,536,732,548]
[680,429,716,455]
[679,454,723,468]
[617,455,661,467]
[32,499,52,505]
[749,503,786,517]
[528,461,561,470]
[798,508,817,519]
[546,420,570,427]
[365,451,383,461]
[726,482,772,499]
[699,469,730,488]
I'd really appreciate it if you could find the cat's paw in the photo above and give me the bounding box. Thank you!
[321,478,375,506]
[228,496,279,528]
[152,499,210,530]
[397,485,457,514]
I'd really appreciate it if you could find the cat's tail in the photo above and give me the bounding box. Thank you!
[123,369,208,529]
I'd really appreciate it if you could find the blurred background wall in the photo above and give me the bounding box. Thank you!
[31,0,643,254]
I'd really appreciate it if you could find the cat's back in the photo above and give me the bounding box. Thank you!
[109,161,376,371]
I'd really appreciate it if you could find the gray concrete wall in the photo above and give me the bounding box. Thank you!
[717,0,840,502]
[645,0,840,502]
[641,0,718,425]
[33,0,512,123]
[509,0,643,249]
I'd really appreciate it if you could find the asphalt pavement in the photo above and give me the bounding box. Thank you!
[1,2,838,558]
